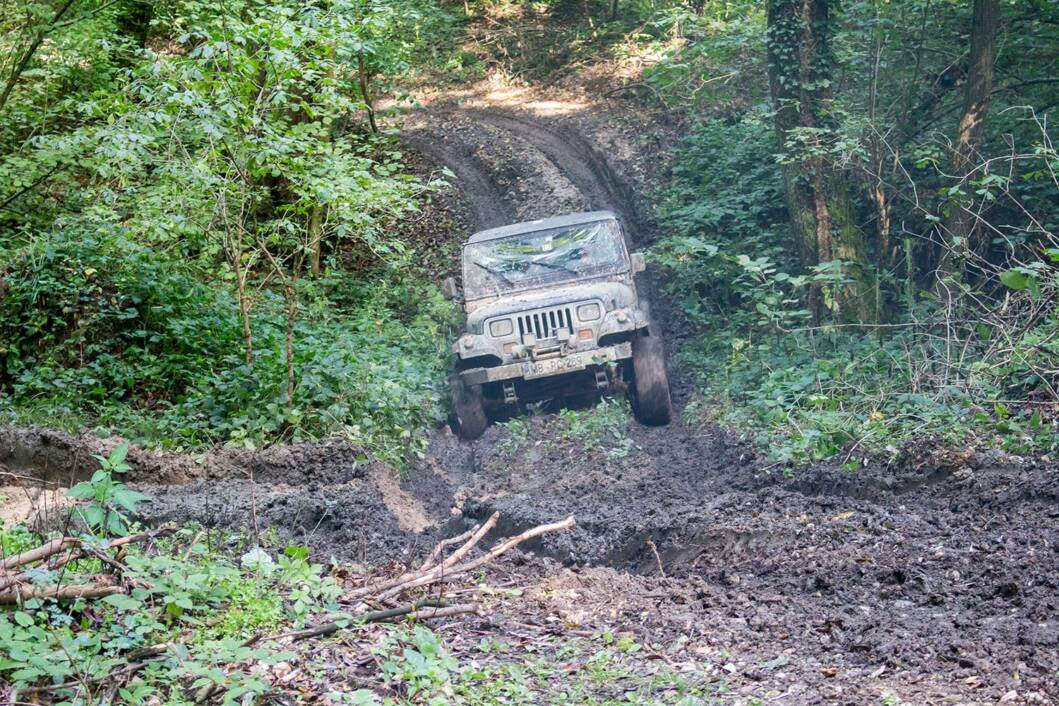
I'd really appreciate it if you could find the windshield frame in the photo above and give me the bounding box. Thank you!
[461,219,631,301]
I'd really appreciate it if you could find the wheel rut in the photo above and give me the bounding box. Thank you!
[462,108,647,240]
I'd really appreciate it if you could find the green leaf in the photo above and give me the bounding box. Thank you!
[102,594,141,611]
[999,269,1031,291]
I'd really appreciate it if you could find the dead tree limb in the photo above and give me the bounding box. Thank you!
[348,512,499,600]
[417,524,480,573]
[0,581,123,604]
[0,526,176,592]
[262,598,478,643]
[1,538,77,571]
[376,515,575,601]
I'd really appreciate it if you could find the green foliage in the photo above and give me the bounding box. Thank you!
[0,230,455,461]
[68,442,147,536]
[0,0,461,464]
[0,524,339,702]
[651,110,795,327]
[495,417,531,455]
[377,625,460,703]
[363,625,715,705]
[558,397,637,459]
[656,109,1059,464]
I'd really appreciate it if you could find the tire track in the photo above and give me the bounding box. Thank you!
[463,108,648,243]
[402,128,514,230]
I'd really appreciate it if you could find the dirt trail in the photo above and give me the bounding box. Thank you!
[3,93,1057,704]
[396,96,1059,703]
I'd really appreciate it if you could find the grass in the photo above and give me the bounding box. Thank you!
[494,396,639,461]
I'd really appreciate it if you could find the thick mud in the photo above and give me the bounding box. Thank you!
[3,90,1057,703]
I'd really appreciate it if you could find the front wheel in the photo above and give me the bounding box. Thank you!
[630,330,672,426]
[450,374,488,440]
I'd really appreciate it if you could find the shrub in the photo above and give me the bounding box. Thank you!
[0,227,456,464]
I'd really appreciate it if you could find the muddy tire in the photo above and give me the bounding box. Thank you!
[630,330,672,426]
[450,374,488,440]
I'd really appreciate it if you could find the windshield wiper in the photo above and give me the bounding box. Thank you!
[531,258,577,274]
[473,260,512,286]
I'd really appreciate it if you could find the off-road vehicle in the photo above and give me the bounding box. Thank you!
[443,211,671,440]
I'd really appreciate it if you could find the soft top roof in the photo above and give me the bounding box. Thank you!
[466,210,618,244]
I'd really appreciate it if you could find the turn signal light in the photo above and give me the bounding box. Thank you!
[503,342,516,354]
[578,328,594,341]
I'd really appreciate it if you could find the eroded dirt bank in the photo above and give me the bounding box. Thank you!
[3,88,1057,704]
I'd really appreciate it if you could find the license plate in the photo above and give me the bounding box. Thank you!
[522,355,587,380]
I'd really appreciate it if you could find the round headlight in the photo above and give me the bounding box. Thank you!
[489,318,514,337]
[577,303,602,321]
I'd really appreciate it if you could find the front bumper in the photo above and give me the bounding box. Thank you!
[458,342,632,386]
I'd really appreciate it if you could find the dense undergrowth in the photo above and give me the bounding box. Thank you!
[0,0,465,464]
[0,227,454,463]
[652,113,1058,464]
[642,3,1059,464]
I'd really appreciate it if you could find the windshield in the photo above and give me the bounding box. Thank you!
[463,219,627,299]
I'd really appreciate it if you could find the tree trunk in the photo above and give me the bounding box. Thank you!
[939,0,999,275]
[233,242,254,366]
[766,0,878,324]
[308,205,324,278]
[0,0,79,115]
[357,51,378,134]
[284,273,298,411]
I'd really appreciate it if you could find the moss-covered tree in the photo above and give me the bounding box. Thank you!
[766,0,878,323]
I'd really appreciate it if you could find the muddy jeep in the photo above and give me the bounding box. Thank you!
[443,211,671,440]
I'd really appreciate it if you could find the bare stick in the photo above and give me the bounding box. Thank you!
[260,601,455,643]
[1,527,176,592]
[436,512,500,572]
[646,540,665,578]
[1,538,77,570]
[348,513,499,600]
[418,524,480,573]
[377,516,575,601]
[0,582,123,604]
[412,604,479,621]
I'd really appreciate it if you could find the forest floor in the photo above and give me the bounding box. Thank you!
[2,79,1058,705]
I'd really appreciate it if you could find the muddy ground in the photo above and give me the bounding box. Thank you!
[2,84,1057,705]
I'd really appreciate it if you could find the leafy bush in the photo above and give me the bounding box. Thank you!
[0,227,455,463]
[651,111,793,326]
[558,397,637,459]
[656,114,1059,464]
[0,445,344,702]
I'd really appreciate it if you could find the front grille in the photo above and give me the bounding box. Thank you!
[517,305,575,341]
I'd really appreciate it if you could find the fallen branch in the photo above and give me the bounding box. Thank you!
[417,524,480,573]
[262,598,478,643]
[376,515,575,601]
[1,537,77,571]
[0,581,123,604]
[0,526,175,592]
[348,512,499,600]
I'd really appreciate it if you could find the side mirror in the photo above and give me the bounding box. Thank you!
[442,276,459,300]
[630,252,646,274]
